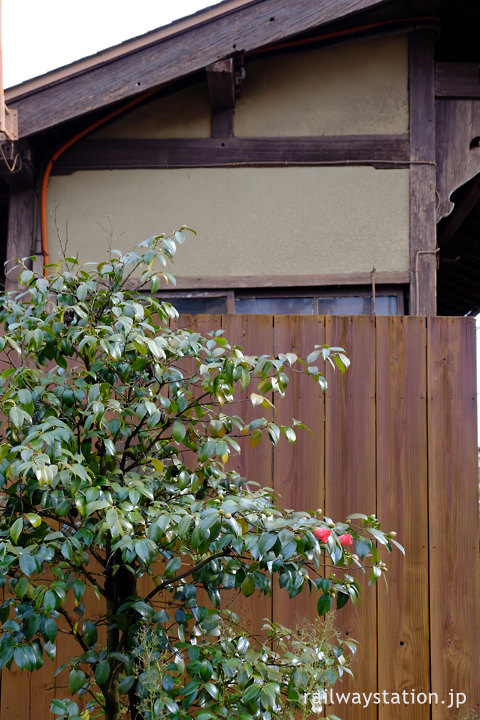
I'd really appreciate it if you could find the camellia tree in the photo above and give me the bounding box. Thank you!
[0,231,402,720]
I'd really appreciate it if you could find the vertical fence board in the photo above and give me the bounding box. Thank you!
[272,316,326,629]
[325,316,377,720]
[427,317,480,719]
[222,314,274,634]
[376,317,430,720]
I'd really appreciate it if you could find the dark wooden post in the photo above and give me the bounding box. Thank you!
[409,31,437,316]
[1,141,36,290]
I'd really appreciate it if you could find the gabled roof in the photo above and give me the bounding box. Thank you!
[6,0,391,138]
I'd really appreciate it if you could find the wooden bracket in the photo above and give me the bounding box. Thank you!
[206,58,236,138]
[435,98,480,220]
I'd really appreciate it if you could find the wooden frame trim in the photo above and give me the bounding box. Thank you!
[52,135,410,174]
[157,271,409,291]
[435,63,480,98]
[8,0,388,138]
[409,31,437,316]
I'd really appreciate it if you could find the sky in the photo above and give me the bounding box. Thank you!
[2,0,222,89]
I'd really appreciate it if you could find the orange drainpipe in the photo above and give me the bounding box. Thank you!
[40,87,158,272]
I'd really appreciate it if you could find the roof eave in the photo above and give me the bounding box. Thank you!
[6,0,390,138]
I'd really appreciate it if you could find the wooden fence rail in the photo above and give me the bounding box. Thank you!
[1,315,479,719]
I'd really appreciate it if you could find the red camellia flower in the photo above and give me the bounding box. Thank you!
[338,533,353,546]
[314,527,331,542]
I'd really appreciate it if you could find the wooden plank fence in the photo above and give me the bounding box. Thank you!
[1,315,479,719]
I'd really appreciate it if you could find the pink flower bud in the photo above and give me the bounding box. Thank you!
[338,533,353,546]
[314,527,331,542]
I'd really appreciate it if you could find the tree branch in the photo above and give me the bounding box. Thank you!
[145,549,231,602]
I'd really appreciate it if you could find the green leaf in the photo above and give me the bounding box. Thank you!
[118,675,135,694]
[10,517,23,544]
[241,574,255,597]
[131,601,153,620]
[164,556,181,578]
[204,682,219,699]
[317,593,332,617]
[25,513,41,528]
[95,659,110,685]
[68,667,86,694]
[19,551,37,576]
[9,406,25,429]
[258,533,277,555]
[260,683,277,711]
[82,621,98,647]
[243,684,261,703]
[50,699,68,715]
[355,538,372,559]
[172,421,186,443]
[135,539,151,565]
[44,618,57,642]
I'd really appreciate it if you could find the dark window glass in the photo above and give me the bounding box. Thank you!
[235,297,314,315]
[316,295,398,316]
[165,296,228,314]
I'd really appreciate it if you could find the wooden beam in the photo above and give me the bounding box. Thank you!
[409,31,437,316]
[52,135,409,174]
[5,187,35,290]
[149,270,409,291]
[7,0,389,138]
[435,63,480,98]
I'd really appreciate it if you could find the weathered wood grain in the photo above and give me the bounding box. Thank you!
[435,63,480,98]
[435,98,480,221]
[52,135,410,173]
[409,31,437,316]
[324,315,377,720]
[155,270,410,290]
[376,316,430,720]
[427,316,480,719]
[5,187,35,290]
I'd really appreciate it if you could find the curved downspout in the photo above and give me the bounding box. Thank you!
[40,87,158,273]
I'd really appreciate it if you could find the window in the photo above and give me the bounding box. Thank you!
[157,287,404,315]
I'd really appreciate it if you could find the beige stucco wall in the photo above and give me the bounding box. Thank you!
[235,36,408,136]
[48,167,409,277]
[91,35,408,139]
[92,82,211,139]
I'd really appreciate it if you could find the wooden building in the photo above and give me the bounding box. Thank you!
[0,3,480,719]
[1,0,480,316]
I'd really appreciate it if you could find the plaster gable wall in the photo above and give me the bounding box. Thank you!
[92,82,211,139]
[235,36,408,136]
[91,35,408,139]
